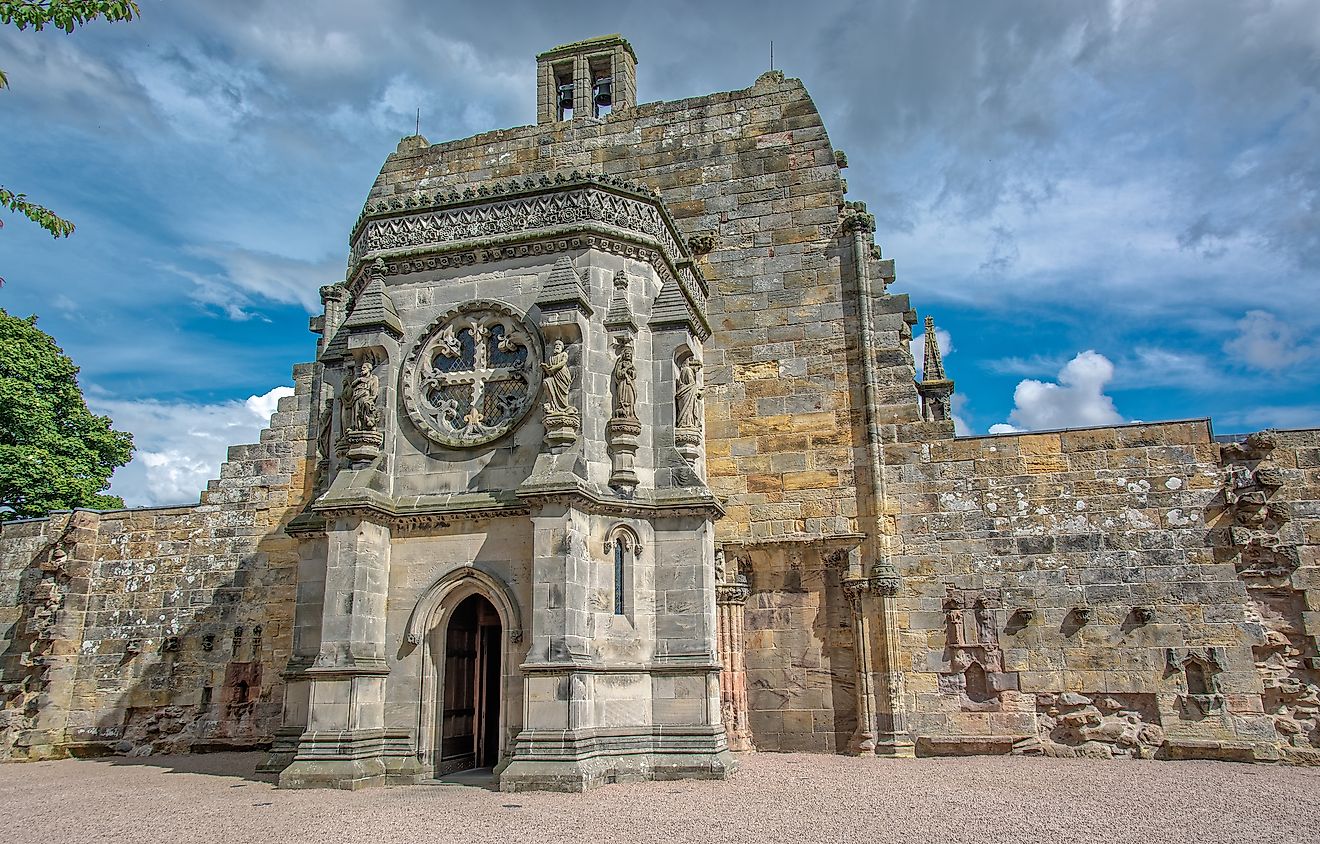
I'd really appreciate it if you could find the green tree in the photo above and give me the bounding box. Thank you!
[0,307,133,519]
[1,1,140,240]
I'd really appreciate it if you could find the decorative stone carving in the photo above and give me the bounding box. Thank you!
[354,180,688,284]
[607,337,642,489]
[715,546,754,752]
[401,301,542,449]
[612,341,638,422]
[540,338,580,448]
[686,233,716,256]
[1166,647,1226,717]
[674,355,703,459]
[675,356,703,430]
[939,587,1018,712]
[338,358,384,465]
[344,359,381,432]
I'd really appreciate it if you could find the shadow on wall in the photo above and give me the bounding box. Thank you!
[0,371,321,775]
[743,547,857,753]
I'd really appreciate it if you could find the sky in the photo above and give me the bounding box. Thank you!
[2,0,1318,508]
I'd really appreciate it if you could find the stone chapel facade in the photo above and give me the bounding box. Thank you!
[1,35,1318,790]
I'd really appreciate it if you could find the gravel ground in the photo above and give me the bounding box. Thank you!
[0,752,1315,844]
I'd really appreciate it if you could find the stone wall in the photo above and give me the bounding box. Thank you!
[741,546,855,752]
[365,70,867,548]
[879,421,1320,761]
[0,365,318,759]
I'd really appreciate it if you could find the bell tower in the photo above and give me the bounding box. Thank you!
[537,34,637,123]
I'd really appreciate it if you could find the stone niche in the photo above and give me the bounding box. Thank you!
[937,587,1020,712]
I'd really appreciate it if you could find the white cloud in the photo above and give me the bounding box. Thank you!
[911,326,954,381]
[994,350,1125,432]
[1224,310,1314,371]
[950,393,971,437]
[92,386,295,507]
[157,245,338,319]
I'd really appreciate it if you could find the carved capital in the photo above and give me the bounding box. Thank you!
[716,582,751,605]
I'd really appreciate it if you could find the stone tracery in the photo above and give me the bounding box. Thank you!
[401,301,543,448]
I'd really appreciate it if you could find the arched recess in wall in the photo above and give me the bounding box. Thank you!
[605,523,642,620]
[405,567,523,769]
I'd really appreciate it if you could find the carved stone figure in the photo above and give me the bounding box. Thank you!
[541,339,574,416]
[675,357,703,430]
[343,361,380,433]
[613,342,638,421]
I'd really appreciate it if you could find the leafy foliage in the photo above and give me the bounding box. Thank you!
[0,188,76,238]
[0,307,134,519]
[0,1,138,33]
[0,1,140,243]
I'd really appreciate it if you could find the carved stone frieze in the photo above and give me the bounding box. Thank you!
[401,300,542,449]
[352,180,689,285]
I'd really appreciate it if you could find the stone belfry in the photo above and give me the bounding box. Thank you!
[537,34,637,124]
[266,38,734,791]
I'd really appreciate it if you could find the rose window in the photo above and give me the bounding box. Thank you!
[401,301,542,448]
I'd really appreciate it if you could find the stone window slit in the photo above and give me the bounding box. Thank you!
[614,538,626,615]
[605,525,640,622]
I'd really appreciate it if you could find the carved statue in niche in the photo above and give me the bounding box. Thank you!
[541,339,575,417]
[343,360,381,433]
[316,394,334,463]
[675,356,703,430]
[613,341,638,421]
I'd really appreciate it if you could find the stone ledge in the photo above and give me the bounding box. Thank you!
[1157,738,1258,763]
[915,735,1026,757]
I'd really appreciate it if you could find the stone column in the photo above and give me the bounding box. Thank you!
[871,572,912,756]
[843,577,879,754]
[715,556,754,752]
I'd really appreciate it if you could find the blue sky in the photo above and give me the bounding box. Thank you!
[3,0,1318,507]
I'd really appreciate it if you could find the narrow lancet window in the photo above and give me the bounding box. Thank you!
[614,538,626,615]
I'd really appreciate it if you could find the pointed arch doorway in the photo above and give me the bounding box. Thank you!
[437,593,503,775]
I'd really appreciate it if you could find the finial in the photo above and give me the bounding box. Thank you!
[922,315,947,383]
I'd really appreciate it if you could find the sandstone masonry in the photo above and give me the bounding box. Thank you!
[2,35,1317,784]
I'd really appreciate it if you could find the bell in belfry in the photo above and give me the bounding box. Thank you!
[557,83,574,111]
[593,76,613,108]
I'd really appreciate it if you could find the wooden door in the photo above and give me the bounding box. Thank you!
[439,594,502,773]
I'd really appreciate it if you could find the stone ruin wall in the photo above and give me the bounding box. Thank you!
[885,422,1320,761]
[0,364,318,759]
